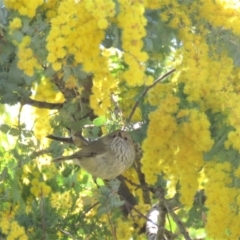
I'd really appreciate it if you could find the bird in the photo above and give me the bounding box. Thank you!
[52,130,136,180]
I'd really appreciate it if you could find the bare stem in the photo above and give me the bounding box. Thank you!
[127,69,176,123]
[40,188,46,240]
[22,97,64,109]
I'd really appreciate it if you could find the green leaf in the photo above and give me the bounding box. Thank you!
[93,116,107,126]
[21,17,30,33]
[63,65,72,82]
[24,75,35,85]
[8,61,23,83]
[12,30,24,43]
[0,123,10,133]
[145,37,153,51]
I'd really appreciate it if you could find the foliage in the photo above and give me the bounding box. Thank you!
[1,0,240,239]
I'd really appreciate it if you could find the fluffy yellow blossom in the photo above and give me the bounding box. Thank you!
[52,62,62,71]
[16,36,41,76]
[30,179,51,198]
[225,127,240,152]
[65,76,77,89]
[5,0,44,18]
[199,1,240,36]
[7,221,28,240]
[117,0,149,86]
[32,77,64,142]
[9,17,22,30]
[116,218,134,239]
[234,166,240,178]
[51,191,73,211]
[204,162,240,239]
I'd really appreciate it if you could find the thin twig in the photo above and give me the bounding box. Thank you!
[154,189,192,240]
[133,143,151,204]
[17,103,24,139]
[124,201,158,228]
[22,97,64,109]
[164,203,191,240]
[46,135,73,144]
[156,202,167,240]
[30,149,51,159]
[80,202,99,218]
[166,213,172,237]
[120,175,149,191]
[125,199,177,240]
[102,191,117,240]
[40,188,46,240]
[106,211,117,240]
[127,69,176,122]
[59,229,78,240]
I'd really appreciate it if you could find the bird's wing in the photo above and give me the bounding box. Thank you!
[70,140,107,159]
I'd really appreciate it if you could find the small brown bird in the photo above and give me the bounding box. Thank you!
[52,130,136,179]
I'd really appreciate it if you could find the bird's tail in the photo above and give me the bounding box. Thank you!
[52,156,73,163]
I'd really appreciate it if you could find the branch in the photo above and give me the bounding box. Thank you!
[146,204,177,240]
[46,135,73,144]
[22,97,64,109]
[133,143,151,204]
[156,202,167,240]
[29,149,51,159]
[17,103,24,138]
[46,131,90,149]
[115,176,137,216]
[127,69,176,122]
[154,188,192,240]
[80,202,99,218]
[125,201,157,227]
[147,204,164,240]
[106,210,117,240]
[40,189,46,240]
[59,229,78,240]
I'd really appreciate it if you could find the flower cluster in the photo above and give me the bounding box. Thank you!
[199,1,240,36]
[0,207,28,240]
[30,178,51,198]
[142,90,214,207]
[46,0,119,116]
[204,162,240,239]
[5,0,44,18]
[17,36,41,77]
[117,0,152,86]
[51,191,73,212]
[9,17,22,30]
[32,77,64,141]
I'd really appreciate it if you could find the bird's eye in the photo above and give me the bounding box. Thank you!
[112,134,116,138]
[124,137,128,141]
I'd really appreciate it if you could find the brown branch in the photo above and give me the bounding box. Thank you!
[125,201,157,227]
[120,176,148,191]
[123,196,177,240]
[17,103,24,136]
[156,202,167,240]
[30,149,51,159]
[51,74,79,100]
[22,97,64,109]
[114,176,137,216]
[154,188,192,240]
[46,135,73,144]
[106,211,117,240]
[40,189,46,240]
[133,143,151,204]
[59,229,78,240]
[146,204,172,240]
[127,69,176,123]
[80,202,99,218]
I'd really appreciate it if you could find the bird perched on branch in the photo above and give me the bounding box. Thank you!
[52,130,136,180]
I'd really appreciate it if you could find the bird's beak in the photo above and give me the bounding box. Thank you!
[118,131,122,138]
